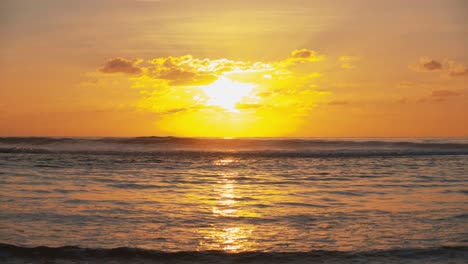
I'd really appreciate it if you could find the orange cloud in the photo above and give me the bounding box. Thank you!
[431,90,460,97]
[414,90,461,104]
[447,61,468,77]
[338,56,359,69]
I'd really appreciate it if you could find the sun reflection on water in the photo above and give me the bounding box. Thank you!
[198,160,256,252]
[213,158,236,166]
[200,226,255,252]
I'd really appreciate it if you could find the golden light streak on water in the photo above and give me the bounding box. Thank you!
[198,161,257,252]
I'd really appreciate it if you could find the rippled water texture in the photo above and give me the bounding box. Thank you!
[0,137,467,256]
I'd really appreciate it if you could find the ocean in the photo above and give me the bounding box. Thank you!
[0,137,467,263]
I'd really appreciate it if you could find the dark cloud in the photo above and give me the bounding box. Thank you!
[99,58,142,75]
[288,49,323,62]
[422,60,443,70]
[291,49,314,59]
[412,57,443,72]
[431,90,460,97]
[414,58,468,77]
[158,69,217,86]
[146,56,220,86]
[161,69,195,80]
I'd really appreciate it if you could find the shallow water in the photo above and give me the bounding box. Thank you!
[0,137,467,262]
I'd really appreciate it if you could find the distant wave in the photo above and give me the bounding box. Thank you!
[1,136,468,147]
[1,147,468,157]
[0,137,467,157]
[1,243,466,263]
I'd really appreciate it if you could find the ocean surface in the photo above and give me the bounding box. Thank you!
[0,137,467,263]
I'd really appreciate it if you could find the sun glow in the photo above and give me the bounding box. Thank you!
[132,52,330,137]
[200,76,256,112]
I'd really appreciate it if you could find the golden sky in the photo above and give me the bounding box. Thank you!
[1,0,467,137]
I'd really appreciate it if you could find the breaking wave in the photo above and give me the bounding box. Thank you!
[1,244,466,264]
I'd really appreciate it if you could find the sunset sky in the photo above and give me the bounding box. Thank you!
[1,0,467,137]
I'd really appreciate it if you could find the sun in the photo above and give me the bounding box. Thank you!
[200,76,256,112]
